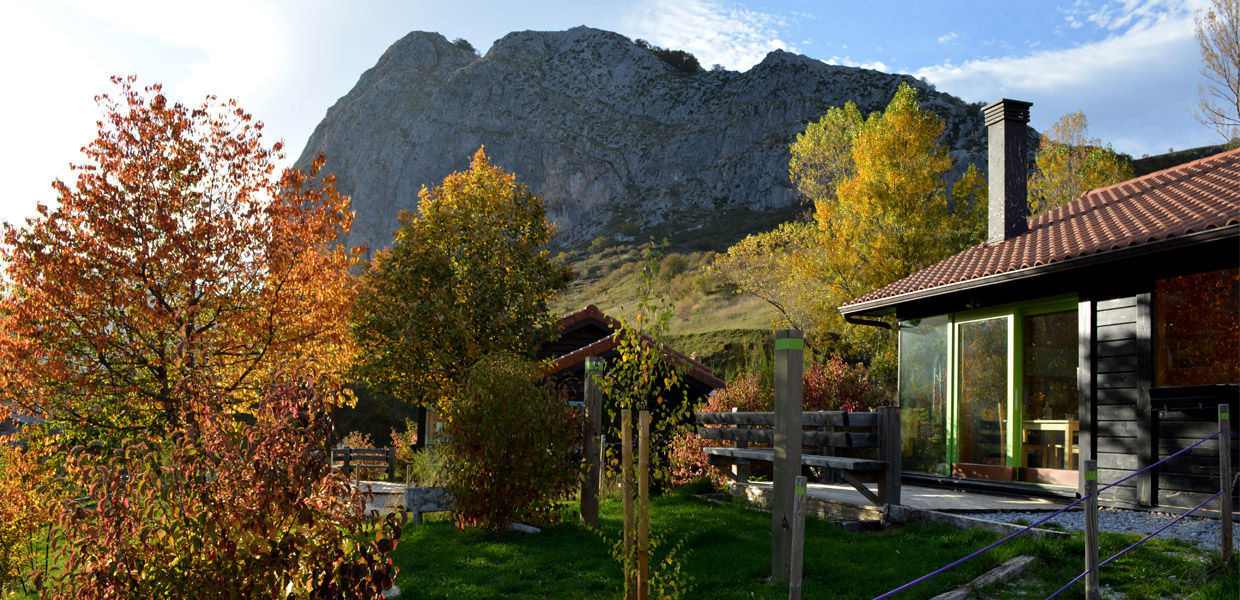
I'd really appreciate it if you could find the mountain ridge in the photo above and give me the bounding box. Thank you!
[297,26,993,252]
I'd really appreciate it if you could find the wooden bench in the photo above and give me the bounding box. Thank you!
[696,408,901,506]
[331,447,396,481]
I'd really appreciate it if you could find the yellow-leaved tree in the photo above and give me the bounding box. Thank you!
[715,83,985,376]
[1028,111,1134,215]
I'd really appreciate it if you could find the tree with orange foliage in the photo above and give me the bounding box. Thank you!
[0,76,361,441]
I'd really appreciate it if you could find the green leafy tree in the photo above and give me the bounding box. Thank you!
[352,148,572,406]
[1028,111,1134,214]
[717,83,985,376]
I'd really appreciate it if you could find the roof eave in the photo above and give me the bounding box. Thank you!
[839,224,1240,317]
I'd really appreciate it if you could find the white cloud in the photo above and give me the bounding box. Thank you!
[938,32,958,44]
[620,0,794,70]
[915,2,1217,155]
[824,56,890,73]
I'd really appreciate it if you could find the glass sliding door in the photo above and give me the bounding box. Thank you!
[1019,309,1079,484]
[954,317,1011,479]
[898,316,949,475]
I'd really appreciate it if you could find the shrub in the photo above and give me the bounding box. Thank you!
[42,375,403,599]
[803,355,887,412]
[404,444,448,488]
[668,432,727,489]
[658,253,688,281]
[703,373,772,413]
[634,39,702,73]
[442,356,579,531]
[390,418,419,473]
[588,235,613,254]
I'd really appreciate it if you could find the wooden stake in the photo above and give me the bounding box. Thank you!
[788,475,807,600]
[877,406,901,506]
[772,329,804,583]
[581,357,604,527]
[1085,459,1099,600]
[638,410,651,600]
[622,409,635,600]
[1220,404,1233,562]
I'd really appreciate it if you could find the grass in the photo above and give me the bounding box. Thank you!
[388,489,1236,599]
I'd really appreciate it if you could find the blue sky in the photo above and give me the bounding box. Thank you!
[0,0,1217,227]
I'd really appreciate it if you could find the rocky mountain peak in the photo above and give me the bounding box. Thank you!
[297,27,992,252]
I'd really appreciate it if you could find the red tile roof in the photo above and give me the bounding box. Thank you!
[841,147,1240,314]
[545,305,725,389]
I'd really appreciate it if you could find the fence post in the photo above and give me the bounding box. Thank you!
[387,447,396,482]
[878,406,901,506]
[622,408,635,600]
[789,475,807,600]
[638,410,651,600]
[1220,404,1233,562]
[1085,459,1099,600]
[733,407,750,485]
[582,357,605,527]
[772,329,804,583]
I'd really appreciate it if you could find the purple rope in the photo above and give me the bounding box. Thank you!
[1099,490,1225,568]
[1044,567,1090,599]
[1099,431,1219,492]
[1044,490,1224,600]
[870,494,1091,600]
[872,429,1224,600]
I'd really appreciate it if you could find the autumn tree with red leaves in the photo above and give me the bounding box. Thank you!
[0,76,361,440]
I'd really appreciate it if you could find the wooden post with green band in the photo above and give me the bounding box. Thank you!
[772,329,804,583]
[1220,404,1233,562]
[1085,459,1099,600]
[581,356,604,527]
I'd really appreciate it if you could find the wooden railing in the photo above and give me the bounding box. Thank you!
[331,447,396,481]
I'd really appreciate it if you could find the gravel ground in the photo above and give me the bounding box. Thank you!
[972,507,1238,551]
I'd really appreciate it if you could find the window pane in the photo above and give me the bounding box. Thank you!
[899,316,949,475]
[958,318,1008,466]
[1021,310,1078,471]
[1155,268,1240,386]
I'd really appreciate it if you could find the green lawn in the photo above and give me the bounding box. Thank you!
[388,490,1238,599]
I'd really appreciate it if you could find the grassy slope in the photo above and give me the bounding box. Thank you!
[389,491,1237,599]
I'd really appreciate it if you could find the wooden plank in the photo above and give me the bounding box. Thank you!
[1097,372,1138,390]
[695,410,879,428]
[1096,338,1138,358]
[1097,297,1137,310]
[1135,292,1154,507]
[1096,322,1137,342]
[702,447,889,472]
[1097,451,1140,470]
[1096,356,1138,374]
[1096,421,1139,438]
[1079,298,1095,496]
[1157,421,1230,438]
[771,328,803,585]
[697,427,878,448]
[1096,305,1136,326]
[1097,437,1140,454]
[1098,404,1139,422]
[840,471,882,505]
[878,406,901,505]
[1097,388,1137,405]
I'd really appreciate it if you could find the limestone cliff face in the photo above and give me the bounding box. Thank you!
[297,27,990,250]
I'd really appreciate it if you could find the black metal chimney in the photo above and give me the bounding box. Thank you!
[982,98,1032,243]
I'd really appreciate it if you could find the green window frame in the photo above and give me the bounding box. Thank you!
[902,294,1078,474]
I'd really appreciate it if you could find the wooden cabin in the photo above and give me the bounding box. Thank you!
[839,99,1239,512]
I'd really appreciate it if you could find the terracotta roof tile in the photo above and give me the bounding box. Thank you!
[842,147,1240,312]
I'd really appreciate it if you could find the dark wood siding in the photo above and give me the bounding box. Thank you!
[1093,295,1144,505]
[1151,386,1239,512]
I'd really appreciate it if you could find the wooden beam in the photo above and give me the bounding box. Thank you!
[1135,292,1156,507]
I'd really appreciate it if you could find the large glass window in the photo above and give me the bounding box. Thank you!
[898,316,949,475]
[1020,310,1079,471]
[957,318,1009,466]
[1155,267,1240,386]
